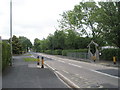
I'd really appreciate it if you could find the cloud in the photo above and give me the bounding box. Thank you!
[0,0,80,44]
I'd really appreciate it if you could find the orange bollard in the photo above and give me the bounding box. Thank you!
[41,57,44,68]
[113,56,116,64]
[37,56,40,65]
[92,56,96,62]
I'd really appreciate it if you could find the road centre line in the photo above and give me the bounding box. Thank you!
[90,69,119,79]
[62,70,69,74]
[68,62,119,79]
[56,57,118,70]
[37,54,119,78]
[58,60,65,63]
[68,63,82,68]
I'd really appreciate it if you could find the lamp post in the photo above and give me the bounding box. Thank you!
[10,0,12,66]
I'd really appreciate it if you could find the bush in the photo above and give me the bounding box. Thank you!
[2,41,11,71]
[44,49,88,56]
[62,49,88,56]
[44,50,52,54]
[100,49,120,61]
[54,50,62,55]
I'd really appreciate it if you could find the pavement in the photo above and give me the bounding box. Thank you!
[2,55,69,89]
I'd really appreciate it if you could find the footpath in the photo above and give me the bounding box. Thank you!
[2,55,69,89]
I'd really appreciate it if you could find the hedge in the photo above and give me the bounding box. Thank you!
[2,41,11,71]
[43,49,88,56]
[100,49,120,61]
[44,49,62,55]
[62,49,88,56]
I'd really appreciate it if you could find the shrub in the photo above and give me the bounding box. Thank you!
[100,49,120,61]
[54,50,62,55]
[62,49,87,56]
[44,50,52,54]
[2,41,11,71]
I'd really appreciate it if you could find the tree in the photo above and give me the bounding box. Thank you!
[58,2,120,47]
[12,35,22,54]
[47,34,54,50]
[53,30,66,50]
[33,38,41,52]
[19,36,32,53]
[40,38,48,51]
[65,29,77,49]
[95,2,120,48]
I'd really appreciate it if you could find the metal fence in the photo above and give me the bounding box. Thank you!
[67,52,88,60]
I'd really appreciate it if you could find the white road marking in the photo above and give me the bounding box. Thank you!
[75,74,79,76]
[55,71,80,88]
[90,69,119,79]
[36,53,119,80]
[44,62,55,71]
[68,63,82,68]
[45,62,79,88]
[62,70,69,74]
[58,60,65,63]
[54,72,71,88]
[52,56,118,70]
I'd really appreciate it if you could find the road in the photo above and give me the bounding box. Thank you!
[2,55,69,88]
[31,52,119,89]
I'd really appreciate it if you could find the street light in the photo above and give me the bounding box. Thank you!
[10,0,12,66]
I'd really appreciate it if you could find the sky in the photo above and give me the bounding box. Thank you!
[0,0,81,43]
[0,0,118,44]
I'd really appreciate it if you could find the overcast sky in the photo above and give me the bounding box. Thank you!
[0,0,82,43]
[0,0,118,44]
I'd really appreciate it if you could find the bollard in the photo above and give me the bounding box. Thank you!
[37,56,40,65]
[92,56,96,62]
[41,57,44,68]
[113,56,116,64]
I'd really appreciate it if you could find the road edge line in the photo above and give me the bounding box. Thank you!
[44,62,80,88]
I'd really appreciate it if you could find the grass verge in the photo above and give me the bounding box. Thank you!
[24,57,37,62]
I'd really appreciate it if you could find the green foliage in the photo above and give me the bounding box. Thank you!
[11,35,32,54]
[33,29,91,52]
[19,36,32,53]
[54,30,66,49]
[24,58,37,62]
[33,2,120,59]
[43,49,87,56]
[62,49,87,56]
[2,41,11,70]
[97,2,120,48]
[33,38,41,52]
[12,35,22,54]
[54,50,62,55]
[58,2,119,48]
[44,50,62,55]
[100,49,120,61]
[44,50,53,54]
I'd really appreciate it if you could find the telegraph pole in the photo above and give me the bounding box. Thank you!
[10,0,12,66]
